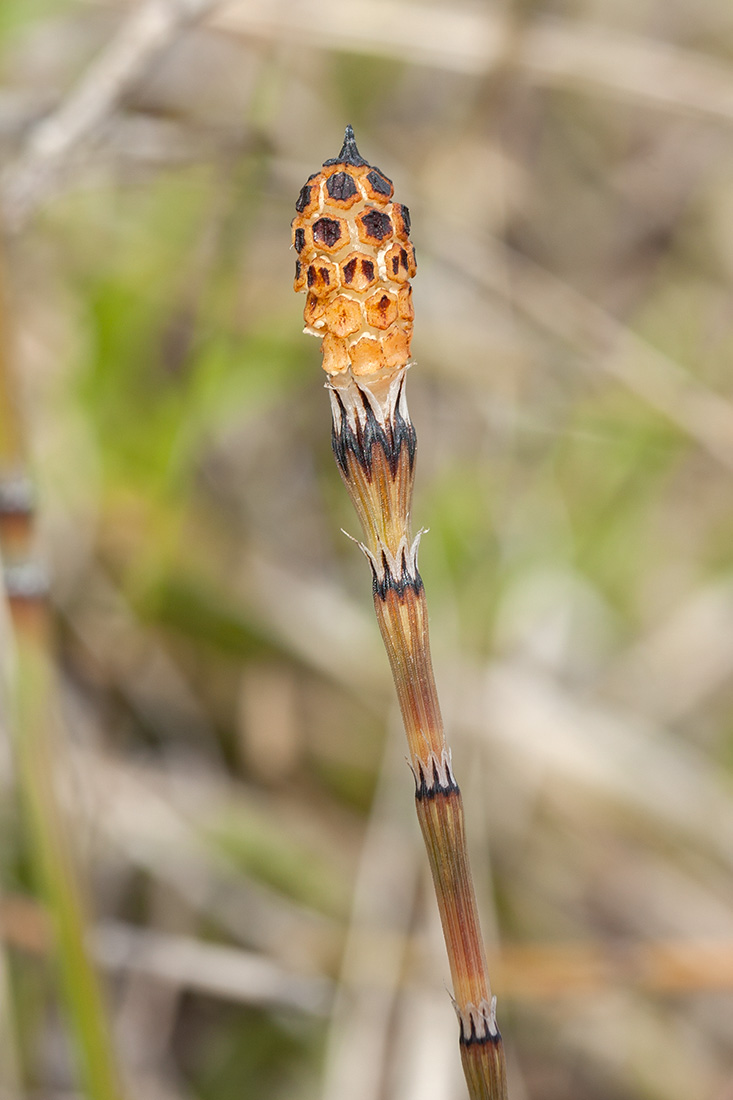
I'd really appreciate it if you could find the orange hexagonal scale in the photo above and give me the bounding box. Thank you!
[382,328,411,369]
[321,332,350,374]
[365,291,398,331]
[310,215,349,254]
[350,335,386,376]
[303,292,326,329]
[391,203,411,239]
[323,295,362,338]
[356,208,393,246]
[339,252,378,292]
[323,169,362,209]
[361,168,394,203]
[292,217,307,254]
[397,285,414,321]
[294,177,320,219]
[384,243,411,284]
[306,259,338,298]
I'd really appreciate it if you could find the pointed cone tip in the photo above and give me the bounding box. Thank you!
[323,125,369,168]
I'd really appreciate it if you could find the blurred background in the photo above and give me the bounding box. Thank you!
[2,1,733,1098]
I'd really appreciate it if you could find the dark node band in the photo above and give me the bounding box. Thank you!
[370,543,423,601]
[331,385,416,480]
[413,756,460,801]
[459,1022,502,1048]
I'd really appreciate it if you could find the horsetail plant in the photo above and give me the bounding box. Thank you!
[0,251,123,1100]
[293,127,509,1099]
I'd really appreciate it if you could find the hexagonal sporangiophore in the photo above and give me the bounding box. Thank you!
[365,290,398,331]
[310,215,349,253]
[403,241,417,278]
[292,221,307,254]
[306,259,339,298]
[323,295,362,338]
[303,292,327,330]
[397,285,414,321]
[383,243,413,284]
[381,328,411,370]
[356,208,393,246]
[362,168,394,202]
[350,335,386,377]
[391,203,411,240]
[339,252,378,293]
[324,170,361,208]
[321,332,350,374]
[294,176,320,219]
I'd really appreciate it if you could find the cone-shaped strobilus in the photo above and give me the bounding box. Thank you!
[292,127,508,1099]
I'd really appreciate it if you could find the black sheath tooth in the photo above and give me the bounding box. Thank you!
[359,390,391,475]
[392,399,417,475]
[330,391,352,477]
[372,549,423,602]
[364,550,380,589]
[330,386,416,480]
[414,761,430,800]
[414,757,460,801]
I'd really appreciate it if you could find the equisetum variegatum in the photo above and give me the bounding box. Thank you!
[292,127,509,1099]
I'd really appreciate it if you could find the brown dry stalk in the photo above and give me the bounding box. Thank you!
[293,127,508,1099]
